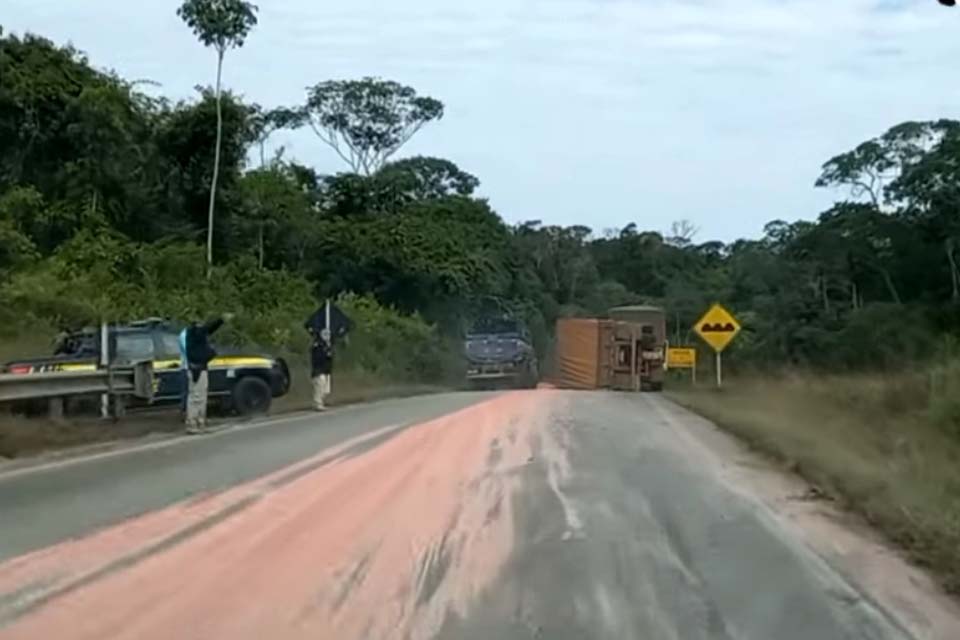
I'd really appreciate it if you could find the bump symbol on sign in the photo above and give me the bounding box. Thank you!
[700,322,737,333]
[694,304,741,353]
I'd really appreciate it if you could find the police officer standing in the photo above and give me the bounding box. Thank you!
[304,300,352,412]
[184,313,233,434]
[310,328,333,411]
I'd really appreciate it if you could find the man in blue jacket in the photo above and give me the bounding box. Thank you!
[184,313,232,434]
[178,327,188,415]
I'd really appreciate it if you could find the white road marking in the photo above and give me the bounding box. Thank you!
[0,409,344,482]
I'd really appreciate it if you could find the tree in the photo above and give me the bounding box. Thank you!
[815,121,943,207]
[317,157,479,217]
[177,0,259,271]
[377,156,479,200]
[816,140,891,206]
[666,219,700,247]
[249,105,303,167]
[302,78,443,175]
[236,164,314,270]
[886,121,960,300]
[153,89,259,245]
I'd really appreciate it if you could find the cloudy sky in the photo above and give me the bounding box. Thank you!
[3,0,959,240]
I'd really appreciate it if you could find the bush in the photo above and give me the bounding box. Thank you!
[835,303,937,369]
[0,234,460,386]
[335,293,460,383]
[0,233,316,351]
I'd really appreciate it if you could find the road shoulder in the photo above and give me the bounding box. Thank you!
[651,395,960,640]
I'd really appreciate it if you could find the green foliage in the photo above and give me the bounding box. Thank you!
[177,0,259,52]
[302,78,444,174]
[0,220,37,280]
[377,156,480,200]
[0,232,314,350]
[335,293,458,382]
[306,197,513,330]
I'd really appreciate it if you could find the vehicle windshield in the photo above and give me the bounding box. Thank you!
[114,332,155,362]
[468,319,521,336]
[54,332,97,357]
[153,331,181,359]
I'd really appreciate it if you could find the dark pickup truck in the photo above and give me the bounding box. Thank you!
[464,318,539,390]
[5,319,290,416]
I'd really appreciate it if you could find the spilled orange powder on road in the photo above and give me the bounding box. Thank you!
[0,391,554,640]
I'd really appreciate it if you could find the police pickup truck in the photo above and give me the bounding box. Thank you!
[5,319,290,416]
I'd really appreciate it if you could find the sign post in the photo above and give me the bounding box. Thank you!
[693,303,741,389]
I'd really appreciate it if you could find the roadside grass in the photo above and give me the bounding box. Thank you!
[669,368,960,594]
[0,413,185,460]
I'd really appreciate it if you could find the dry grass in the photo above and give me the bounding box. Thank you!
[670,370,960,594]
[0,413,185,460]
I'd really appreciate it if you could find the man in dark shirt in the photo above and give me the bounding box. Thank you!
[310,328,333,411]
[184,313,232,433]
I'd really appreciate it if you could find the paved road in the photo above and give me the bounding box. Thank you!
[0,391,922,638]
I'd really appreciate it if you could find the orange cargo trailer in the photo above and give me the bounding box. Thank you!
[553,318,607,389]
[552,309,666,391]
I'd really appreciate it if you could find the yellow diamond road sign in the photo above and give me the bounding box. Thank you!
[694,303,741,353]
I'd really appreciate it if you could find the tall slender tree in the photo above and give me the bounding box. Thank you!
[177,0,258,271]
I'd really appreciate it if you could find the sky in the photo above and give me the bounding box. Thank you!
[2,0,959,241]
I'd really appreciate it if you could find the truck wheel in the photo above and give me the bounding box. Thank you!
[232,376,273,416]
[527,362,540,389]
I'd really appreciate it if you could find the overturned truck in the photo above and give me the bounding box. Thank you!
[552,305,666,392]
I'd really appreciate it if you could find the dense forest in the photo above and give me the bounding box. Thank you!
[1,19,959,377]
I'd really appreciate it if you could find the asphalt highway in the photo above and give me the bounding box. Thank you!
[0,390,943,639]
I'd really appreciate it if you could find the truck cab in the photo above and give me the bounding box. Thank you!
[464,317,539,390]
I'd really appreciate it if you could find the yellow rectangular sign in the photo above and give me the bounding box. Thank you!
[667,347,697,369]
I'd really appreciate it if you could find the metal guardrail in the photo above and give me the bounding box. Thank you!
[0,362,155,404]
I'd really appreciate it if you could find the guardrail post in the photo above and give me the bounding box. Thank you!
[114,395,127,419]
[133,361,155,402]
[100,322,110,419]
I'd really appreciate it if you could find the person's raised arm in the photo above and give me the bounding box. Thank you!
[205,313,233,335]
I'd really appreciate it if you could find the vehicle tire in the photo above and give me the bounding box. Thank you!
[275,358,291,396]
[649,381,664,392]
[232,376,273,416]
[527,361,540,389]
